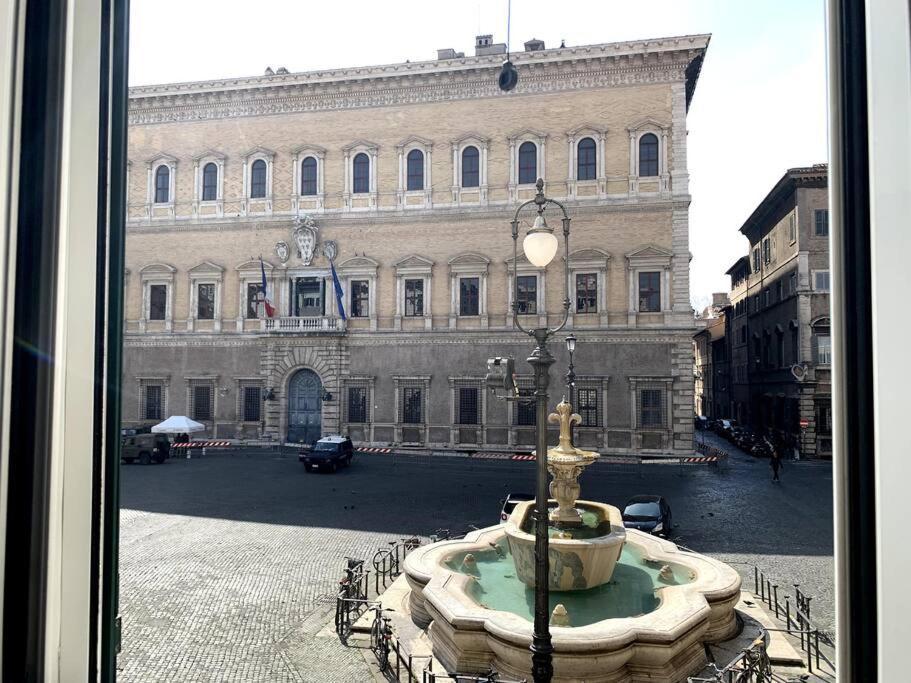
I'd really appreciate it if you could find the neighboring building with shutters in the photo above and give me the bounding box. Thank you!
[121,32,710,455]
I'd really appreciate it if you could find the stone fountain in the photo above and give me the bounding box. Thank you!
[403,399,742,682]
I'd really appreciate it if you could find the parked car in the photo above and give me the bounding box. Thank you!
[733,428,757,451]
[694,415,709,430]
[751,438,774,458]
[713,419,739,440]
[499,493,534,522]
[300,435,354,472]
[621,495,673,536]
[121,432,170,465]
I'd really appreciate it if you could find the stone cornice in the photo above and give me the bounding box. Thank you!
[128,34,710,125]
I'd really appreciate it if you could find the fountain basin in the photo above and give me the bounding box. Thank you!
[504,500,626,591]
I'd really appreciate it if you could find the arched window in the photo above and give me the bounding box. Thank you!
[406,149,424,191]
[250,159,267,198]
[201,163,218,201]
[518,141,537,184]
[461,146,479,187]
[154,165,170,203]
[577,137,596,181]
[300,156,318,196]
[638,133,659,177]
[353,152,370,194]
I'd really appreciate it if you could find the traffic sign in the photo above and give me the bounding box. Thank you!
[799,418,809,429]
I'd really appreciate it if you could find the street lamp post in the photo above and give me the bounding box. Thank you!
[564,334,577,446]
[510,178,572,683]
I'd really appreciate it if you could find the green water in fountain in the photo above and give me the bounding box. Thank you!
[519,506,612,540]
[444,541,693,627]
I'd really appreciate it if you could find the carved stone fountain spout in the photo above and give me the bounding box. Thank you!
[546,399,599,525]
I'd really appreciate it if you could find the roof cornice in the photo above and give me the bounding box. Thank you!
[128,34,710,125]
[738,164,828,239]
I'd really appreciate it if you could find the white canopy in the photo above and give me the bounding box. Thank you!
[151,416,206,435]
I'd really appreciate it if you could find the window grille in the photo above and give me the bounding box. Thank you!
[638,272,660,312]
[461,146,479,187]
[815,209,829,236]
[193,385,212,421]
[197,283,215,319]
[301,156,318,195]
[144,385,162,420]
[401,387,423,424]
[518,141,537,184]
[350,280,369,317]
[347,386,368,423]
[250,159,267,198]
[154,165,169,203]
[404,279,424,316]
[457,386,480,425]
[202,163,218,201]
[406,149,424,191]
[638,388,664,428]
[353,153,370,193]
[515,275,537,314]
[459,277,479,316]
[577,137,596,180]
[515,382,536,426]
[575,273,597,313]
[149,284,167,320]
[576,388,601,427]
[638,134,659,176]
[242,386,261,422]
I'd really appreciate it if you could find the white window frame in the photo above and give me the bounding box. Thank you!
[450,132,489,205]
[342,139,379,210]
[187,261,224,332]
[145,152,177,217]
[627,118,670,195]
[192,150,225,217]
[241,146,275,213]
[812,269,831,292]
[393,254,433,330]
[565,124,607,197]
[506,254,547,329]
[816,333,832,366]
[508,129,547,201]
[448,253,490,328]
[235,259,277,330]
[139,262,175,332]
[337,256,379,330]
[291,144,326,211]
[396,135,433,208]
[566,248,611,327]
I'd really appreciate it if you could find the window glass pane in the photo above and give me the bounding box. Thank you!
[197,283,215,319]
[301,156,318,195]
[353,153,370,193]
[459,277,479,316]
[250,159,267,198]
[815,209,829,236]
[149,284,167,320]
[577,137,596,180]
[638,133,659,176]
[638,272,660,312]
[577,388,600,426]
[515,275,537,314]
[817,334,831,364]
[144,385,162,420]
[406,149,424,191]
[457,387,479,425]
[402,387,422,423]
[347,387,367,423]
[193,386,212,421]
[246,283,261,319]
[788,213,796,242]
[404,279,424,316]
[518,141,537,184]
[575,273,597,313]
[640,388,663,427]
[202,163,218,201]
[461,146,479,187]
[814,271,830,291]
[243,386,261,422]
[155,165,169,203]
[350,280,369,317]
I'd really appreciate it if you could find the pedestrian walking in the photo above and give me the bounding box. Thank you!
[769,444,783,482]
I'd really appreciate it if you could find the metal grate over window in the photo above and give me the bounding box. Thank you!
[144,385,162,420]
[242,386,261,422]
[576,388,601,427]
[347,386,367,423]
[401,387,423,424]
[515,382,536,426]
[193,385,212,421]
[638,388,664,428]
[457,386,480,425]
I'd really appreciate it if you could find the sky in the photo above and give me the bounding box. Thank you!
[129,0,828,309]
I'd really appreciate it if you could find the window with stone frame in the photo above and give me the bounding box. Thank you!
[250,159,267,198]
[241,385,261,422]
[456,385,481,425]
[514,275,537,314]
[350,279,369,318]
[404,278,424,317]
[300,156,318,195]
[514,380,536,426]
[347,386,368,423]
[638,133,659,177]
[192,385,212,421]
[577,137,597,181]
[813,270,831,292]
[353,152,370,193]
[576,387,601,427]
[246,282,262,319]
[752,247,761,272]
[459,277,480,316]
[202,162,218,201]
[406,149,424,191]
[154,164,170,203]
[401,387,423,424]
[461,146,480,187]
[144,384,162,421]
[518,141,537,184]
[197,283,215,320]
[762,237,771,264]
[816,333,832,365]
[575,273,597,313]
[638,388,664,428]
[815,209,829,236]
[637,272,660,312]
[149,284,167,320]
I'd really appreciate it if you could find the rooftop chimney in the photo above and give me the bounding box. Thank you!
[474,34,507,56]
[524,38,545,51]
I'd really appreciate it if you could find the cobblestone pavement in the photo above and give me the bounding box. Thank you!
[119,436,834,681]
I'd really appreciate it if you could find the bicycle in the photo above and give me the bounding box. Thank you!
[368,604,394,672]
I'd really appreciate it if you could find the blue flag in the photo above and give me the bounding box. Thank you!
[331,261,347,320]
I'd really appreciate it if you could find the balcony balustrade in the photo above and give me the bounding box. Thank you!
[261,316,346,333]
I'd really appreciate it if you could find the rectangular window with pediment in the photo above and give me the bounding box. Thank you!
[515,275,537,314]
[459,277,479,316]
[197,283,215,320]
[575,273,597,313]
[350,280,369,318]
[149,285,167,320]
[638,272,660,312]
[404,279,424,317]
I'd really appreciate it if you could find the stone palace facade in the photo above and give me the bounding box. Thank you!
[122,33,709,455]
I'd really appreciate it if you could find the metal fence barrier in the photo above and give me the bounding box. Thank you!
[334,557,371,641]
[373,536,421,593]
[687,631,772,682]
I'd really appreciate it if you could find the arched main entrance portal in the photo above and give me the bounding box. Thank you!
[287,369,322,444]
